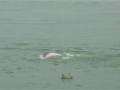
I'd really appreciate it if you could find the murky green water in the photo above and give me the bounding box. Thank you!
[0,0,120,89]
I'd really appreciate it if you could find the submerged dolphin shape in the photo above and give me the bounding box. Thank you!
[39,52,62,60]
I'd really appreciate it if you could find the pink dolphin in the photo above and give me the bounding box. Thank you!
[39,52,62,60]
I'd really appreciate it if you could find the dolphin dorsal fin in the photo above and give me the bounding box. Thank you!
[43,52,50,57]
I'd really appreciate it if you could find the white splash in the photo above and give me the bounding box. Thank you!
[62,52,81,59]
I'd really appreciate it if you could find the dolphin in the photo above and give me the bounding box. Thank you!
[39,52,62,60]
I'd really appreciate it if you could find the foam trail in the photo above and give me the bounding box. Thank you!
[62,52,81,59]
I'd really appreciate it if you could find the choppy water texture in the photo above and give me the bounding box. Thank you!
[0,0,120,89]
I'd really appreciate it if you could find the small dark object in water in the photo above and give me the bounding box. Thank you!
[61,73,73,79]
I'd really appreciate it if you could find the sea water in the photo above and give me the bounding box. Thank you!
[0,0,120,89]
